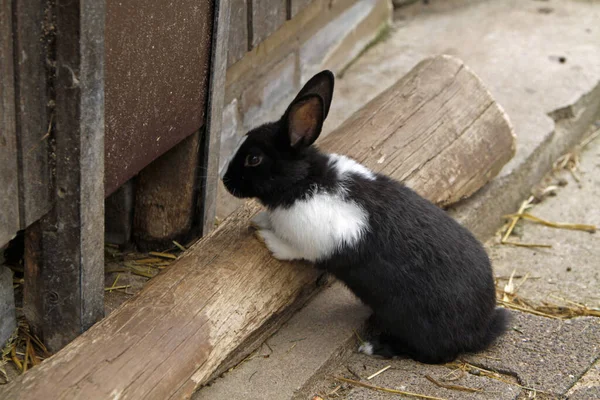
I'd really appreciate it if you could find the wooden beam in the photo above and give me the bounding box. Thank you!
[198,0,232,235]
[23,0,106,352]
[0,0,20,247]
[0,55,515,399]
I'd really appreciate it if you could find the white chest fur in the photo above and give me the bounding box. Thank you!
[268,191,369,262]
[263,154,374,262]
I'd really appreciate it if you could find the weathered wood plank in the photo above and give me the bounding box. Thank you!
[0,0,20,247]
[198,0,232,235]
[250,0,287,47]
[12,0,52,227]
[0,55,515,399]
[23,0,106,352]
[227,0,248,67]
[289,0,313,18]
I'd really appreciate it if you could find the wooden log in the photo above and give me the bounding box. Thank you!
[0,55,515,399]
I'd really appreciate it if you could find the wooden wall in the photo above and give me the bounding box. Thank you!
[227,0,314,67]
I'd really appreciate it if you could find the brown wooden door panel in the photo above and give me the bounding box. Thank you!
[104,0,214,196]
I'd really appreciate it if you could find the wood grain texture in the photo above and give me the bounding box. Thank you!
[199,0,232,236]
[0,55,514,399]
[12,0,52,227]
[0,0,20,247]
[250,0,287,47]
[227,0,248,67]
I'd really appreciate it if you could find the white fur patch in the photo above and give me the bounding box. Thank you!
[268,190,369,262]
[256,229,304,261]
[328,153,376,181]
[358,342,374,355]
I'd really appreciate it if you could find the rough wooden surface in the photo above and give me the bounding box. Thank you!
[12,0,52,228]
[0,55,514,399]
[133,132,201,250]
[250,0,287,47]
[25,0,106,352]
[227,0,248,67]
[0,0,20,247]
[198,0,231,235]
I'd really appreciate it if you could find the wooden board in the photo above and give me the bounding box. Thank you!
[198,0,232,236]
[250,0,287,47]
[0,55,515,399]
[227,0,248,67]
[12,0,52,228]
[104,0,213,196]
[0,0,20,247]
[289,0,313,18]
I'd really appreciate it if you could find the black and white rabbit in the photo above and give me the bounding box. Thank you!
[222,71,508,364]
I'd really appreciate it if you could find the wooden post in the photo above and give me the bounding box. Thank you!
[0,55,515,399]
[198,0,232,235]
[132,131,202,251]
[23,0,106,352]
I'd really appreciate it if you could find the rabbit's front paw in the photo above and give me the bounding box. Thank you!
[255,229,303,261]
[250,211,271,230]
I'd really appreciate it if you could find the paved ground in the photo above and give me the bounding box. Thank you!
[195,1,600,399]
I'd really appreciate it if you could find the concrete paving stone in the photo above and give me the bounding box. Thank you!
[566,359,600,400]
[313,354,520,400]
[488,130,600,308]
[196,283,370,400]
[307,311,600,399]
[464,311,600,397]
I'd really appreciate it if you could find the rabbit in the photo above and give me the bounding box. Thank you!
[222,70,509,364]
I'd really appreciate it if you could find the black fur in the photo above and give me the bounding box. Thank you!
[223,70,509,364]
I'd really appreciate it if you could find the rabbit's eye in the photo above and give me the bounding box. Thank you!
[245,154,263,167]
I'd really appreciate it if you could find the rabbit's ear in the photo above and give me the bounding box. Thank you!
[285,94,324,148]
[292,70,335,119]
